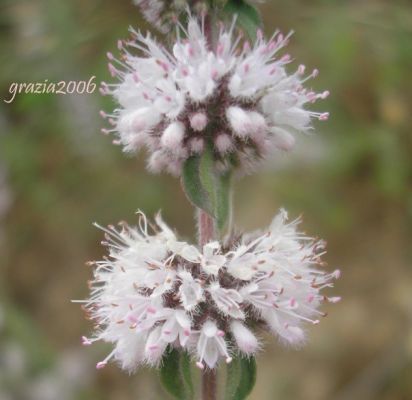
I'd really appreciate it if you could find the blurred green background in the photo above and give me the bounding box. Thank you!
[1,0,412,399]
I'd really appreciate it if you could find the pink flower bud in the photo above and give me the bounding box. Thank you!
[189,137,204,153]
[215,133,233,154]
[189,112,208,131]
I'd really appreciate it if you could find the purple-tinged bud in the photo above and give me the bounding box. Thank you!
[189,112,208,131]
[215,133,233,154]
[189,137,204,153]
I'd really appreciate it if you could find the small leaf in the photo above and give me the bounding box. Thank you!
[199,144,232,232]
[160,348,194,400]
[223,0,262,40]
[225,356,257,400]
[181,155,213,215]
[182,145,232,233]
[180,351,194,396]
[214,171,232,231]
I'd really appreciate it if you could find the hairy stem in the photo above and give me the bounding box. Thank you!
[197,209,217,400]
[198,209,215,246]
[202,368,217,400]
[199,11,219,400]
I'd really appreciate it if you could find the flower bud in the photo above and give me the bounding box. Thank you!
[189,137,204,153]
[230,321,259,355]
[226,106,252,138]
[215,133,233,154]
[271,127,296,151]
[189,112,208,131]
[161,121,185,149]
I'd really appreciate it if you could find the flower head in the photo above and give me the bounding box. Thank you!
[101,17,329,176]
[79,210,339,371]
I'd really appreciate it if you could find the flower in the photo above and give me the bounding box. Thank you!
[79,210,339,371]
[100,16,329,176]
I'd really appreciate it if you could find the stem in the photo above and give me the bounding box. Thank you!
[197,209,217,400]
[199,11,218,400]
[201,368,217,400]
[198,209,215,246]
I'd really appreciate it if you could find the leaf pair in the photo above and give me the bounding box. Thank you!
[161,349,256,400]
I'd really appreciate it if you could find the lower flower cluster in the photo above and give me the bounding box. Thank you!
[80,210,340,371]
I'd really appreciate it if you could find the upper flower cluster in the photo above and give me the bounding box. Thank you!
[81,210,340,371]
[133,0,208,33]
[101,16,329,176]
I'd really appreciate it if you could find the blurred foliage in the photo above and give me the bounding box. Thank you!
[0,0,412,399]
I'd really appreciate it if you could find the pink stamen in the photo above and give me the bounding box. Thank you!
[332,269,341,279]
[321,90,330,99]
[217,43,224,56]
[81,336,92,346]
[281,54,291,62]
[128,315,138,323]
[108,63,117,77]
[96,362,107,370]
[328,296,342,303]
[243,41,251,52]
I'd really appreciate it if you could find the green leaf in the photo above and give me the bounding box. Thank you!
[180,351,194,396]
[181,155,213,215]
[181,145,232,233]
[223,0,262,40]
[160,348,194,400]
[198,143,232,231]
[225,356,257,400]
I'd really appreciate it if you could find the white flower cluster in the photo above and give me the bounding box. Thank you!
[100,16,329,176]
[81,210,340,371]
